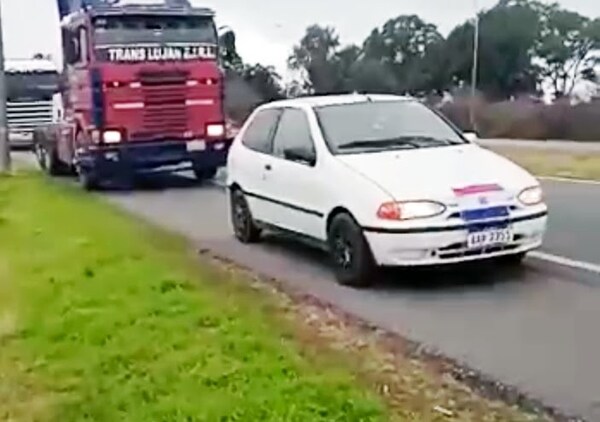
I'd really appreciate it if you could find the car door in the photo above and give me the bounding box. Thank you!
[231,108,282,222]
[261,107,327,240]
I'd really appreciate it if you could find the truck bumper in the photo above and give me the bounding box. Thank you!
[76,139,232,178]
[9,132,35,149]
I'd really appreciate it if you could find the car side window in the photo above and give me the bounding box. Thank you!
[241,109,281,154]
[272,108,316,164]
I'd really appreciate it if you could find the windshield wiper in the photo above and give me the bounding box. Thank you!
[337,136,463,151]
[337,138,421,150]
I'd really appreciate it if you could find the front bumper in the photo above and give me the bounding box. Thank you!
[364,212,548,266]
[9,132,34,149]
[77,139,232,177]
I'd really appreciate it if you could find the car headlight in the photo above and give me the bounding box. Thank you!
[103,130,122,144]
[518,186,544,206]
[377,200,446,221]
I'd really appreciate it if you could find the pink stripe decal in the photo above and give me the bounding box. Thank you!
[452,184,503,196]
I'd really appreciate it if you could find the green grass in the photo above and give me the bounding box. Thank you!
[491,147,600,181]
[0,173,385,421]
[0,173,546,422]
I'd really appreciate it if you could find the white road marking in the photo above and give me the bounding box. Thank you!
[530,251,600,275]
[537,176,600,186]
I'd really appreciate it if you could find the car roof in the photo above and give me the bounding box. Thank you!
[258,93,416,110]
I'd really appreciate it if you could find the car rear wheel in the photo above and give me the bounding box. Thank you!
[327,213,376,288]
[230,189,262,243]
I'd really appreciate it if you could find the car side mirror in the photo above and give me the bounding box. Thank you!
[284,146,316,166]
[463,132,478,143]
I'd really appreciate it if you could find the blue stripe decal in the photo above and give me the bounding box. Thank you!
[461,206,511,232]
[90,68,104,128]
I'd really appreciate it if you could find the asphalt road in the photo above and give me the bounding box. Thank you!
[105,173,600,421]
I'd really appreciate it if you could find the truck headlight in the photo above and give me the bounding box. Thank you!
[103,130,122,144]
[206,123,225,137]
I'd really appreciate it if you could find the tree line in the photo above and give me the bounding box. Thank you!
[221,0,599,109]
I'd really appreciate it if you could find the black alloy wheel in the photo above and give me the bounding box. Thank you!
[327,213,376,288]
[230,189,261,243]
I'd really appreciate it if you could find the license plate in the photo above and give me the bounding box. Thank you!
[467,228,513,249]
[186,140,206,151]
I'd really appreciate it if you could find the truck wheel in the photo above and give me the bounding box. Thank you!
[193,166,218,182]
[36,144,67,176]
[76,166,99,191]
[327,213,376,288]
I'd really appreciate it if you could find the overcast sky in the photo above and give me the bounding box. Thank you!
[1,0,598,74]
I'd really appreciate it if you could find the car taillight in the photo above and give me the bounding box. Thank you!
[206,123,225,138]
[377,201,446,221]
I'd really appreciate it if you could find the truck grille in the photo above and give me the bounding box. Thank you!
[7,100,53,134]
[135,70,189,141]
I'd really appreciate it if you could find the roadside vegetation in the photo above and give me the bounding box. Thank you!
[490,147,600,181]
[0,173,545,421]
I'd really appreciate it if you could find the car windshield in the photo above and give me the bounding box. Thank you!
[314,100,467,155]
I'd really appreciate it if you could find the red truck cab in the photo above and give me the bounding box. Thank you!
[51,2,230,188]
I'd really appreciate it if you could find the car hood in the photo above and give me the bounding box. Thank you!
[335,144,538,202]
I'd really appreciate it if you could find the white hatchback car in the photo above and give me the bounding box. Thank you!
[226,94,548,287]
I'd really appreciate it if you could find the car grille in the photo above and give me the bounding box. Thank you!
[436,235,525,260]
[134,70,189,140]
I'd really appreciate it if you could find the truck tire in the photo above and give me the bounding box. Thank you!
[193,166,218,182]
[36,143,67,176]
[76,165,99,191]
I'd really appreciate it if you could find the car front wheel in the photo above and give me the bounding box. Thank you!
[230,189,262,243]
[498,252,527,266]
[327,213,376,288]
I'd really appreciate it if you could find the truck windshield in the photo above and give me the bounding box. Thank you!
[93,14,218,62]
[94,15,217,45]
[6,72,59,102]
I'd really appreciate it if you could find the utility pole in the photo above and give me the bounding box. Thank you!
[469,0,480,134]
[0,0,10,174]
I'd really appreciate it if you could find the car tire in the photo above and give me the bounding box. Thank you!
[327,213,376,288]
[230,189,262,243]
[499,252,527,266]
